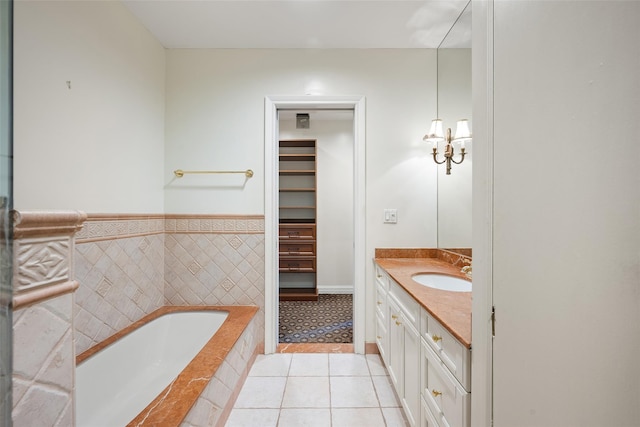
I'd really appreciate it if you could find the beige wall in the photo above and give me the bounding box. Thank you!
[164,49,439,247]
[13,1,166,213]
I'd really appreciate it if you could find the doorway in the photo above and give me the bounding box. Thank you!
[277,110,354,344]
[264,96,366,354]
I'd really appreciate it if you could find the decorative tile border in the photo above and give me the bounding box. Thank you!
[75,214,164,243]
[164,215,264,235]
[12,211,86,309]
[75,214,265,243]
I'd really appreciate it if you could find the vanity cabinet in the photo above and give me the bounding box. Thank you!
[380,270,421,427]
[374,264,389,364]
[373,261,471,427]
[420,339,469,427]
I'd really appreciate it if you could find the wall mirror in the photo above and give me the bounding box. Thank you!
[436,1,472,256]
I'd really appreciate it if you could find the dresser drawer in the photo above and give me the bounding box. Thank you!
[279,241,315,256]
[421,339,470,427]
[279,224,316,240]
[421,310,470,390]
[279,258,316,272]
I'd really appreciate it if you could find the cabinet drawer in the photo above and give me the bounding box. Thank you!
[279,224,316,240]
[375,283,387,321]
[279,258,316,272]
[279,241,315,256]
[421,339,470,427]
[421,310,470,390]
[421,396,442,427]
[375,313,388,364]
[374,263,389,291]
[389,280,420,329]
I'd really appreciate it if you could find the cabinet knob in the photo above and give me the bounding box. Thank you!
[431,390,442,398]
[377,274,382,278]
[395,320,402,326]
[377,301,382,305]
[377,336,382,339]
[391,315,398,319]
[432,335,443,343]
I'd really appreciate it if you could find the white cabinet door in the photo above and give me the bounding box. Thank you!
[402,314,420,427]
[375,283,388,364]
[387,296,403,393]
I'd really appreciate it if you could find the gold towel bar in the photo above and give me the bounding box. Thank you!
[173,169,254,178]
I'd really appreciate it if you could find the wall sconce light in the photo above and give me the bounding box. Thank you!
[423,119,472,175]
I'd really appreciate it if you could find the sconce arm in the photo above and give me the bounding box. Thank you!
[432,148,447,165]
[450,148,467,165]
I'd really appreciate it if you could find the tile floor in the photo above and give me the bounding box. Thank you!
[226,353,409,427]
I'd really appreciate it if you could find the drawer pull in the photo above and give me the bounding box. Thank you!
[377,274,382,278]
[395,320,402,326]
[432,335,443,343]
[377,301,382,305]
[391,315,398,319]
[287,231,300,238]
[377,336,382,339]
[431,390,442,398]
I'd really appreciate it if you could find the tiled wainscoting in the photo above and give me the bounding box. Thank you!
[74,215,165,354]
[12,211,86,426]
[11,211,265,426]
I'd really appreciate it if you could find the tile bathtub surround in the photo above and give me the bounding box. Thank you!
[11,211,87,427]
[113,306,261,427]
[74,233,165,354]
[74,214,266,355]
[227,353,409,427]
[11,212,266,425]
[164,222,265,343]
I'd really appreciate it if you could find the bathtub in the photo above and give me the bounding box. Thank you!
[76,305,259,427]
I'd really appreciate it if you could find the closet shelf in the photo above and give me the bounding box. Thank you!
[279,170,315,175]
[279,139,318,301]
[279,154,316,161]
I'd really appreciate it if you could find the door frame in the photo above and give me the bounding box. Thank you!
[264,95,366,354]
[471,0,494,425]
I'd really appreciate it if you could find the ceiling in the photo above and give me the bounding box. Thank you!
[122,0,471,49]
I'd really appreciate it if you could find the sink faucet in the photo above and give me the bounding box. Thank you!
[460,259,472,279]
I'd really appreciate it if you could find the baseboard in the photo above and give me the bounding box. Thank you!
[317,286,354,295]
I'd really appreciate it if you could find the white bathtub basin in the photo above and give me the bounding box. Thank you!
[412,273,471,292]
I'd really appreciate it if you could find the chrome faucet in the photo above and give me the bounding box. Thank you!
[460,259,472,280]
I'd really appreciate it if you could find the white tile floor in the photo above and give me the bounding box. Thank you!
[226,353,409,427]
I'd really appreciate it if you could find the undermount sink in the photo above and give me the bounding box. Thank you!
[412,273,472,292]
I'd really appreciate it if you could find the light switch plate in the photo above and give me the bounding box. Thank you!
[384,209,398,224]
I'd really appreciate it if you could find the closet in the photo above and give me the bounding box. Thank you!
[278,139,318,300]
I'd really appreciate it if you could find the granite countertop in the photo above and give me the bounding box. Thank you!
[374,248,472,348]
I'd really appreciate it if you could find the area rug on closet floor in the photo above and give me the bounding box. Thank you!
[279,294,353,343]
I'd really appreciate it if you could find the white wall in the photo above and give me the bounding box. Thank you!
[474,1,640,425]
[164,49,437,227]
[280,117,354,293]
[13,1,165,213]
